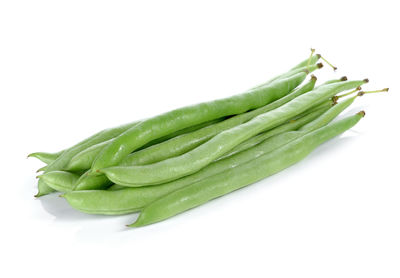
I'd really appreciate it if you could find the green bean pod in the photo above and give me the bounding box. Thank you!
[130,112,365,227]
[36,179,56,197]
[35,121,141,196]
[39,171,79,193]
[119,75,317,167]
[62,108,328,214]
[74,171,112,191]
[137,117,226,151]
[317,76,348,87]
[216,102,333,161]
[61,55,318,173]
[91,72,308,173]
[66,118,226,172]
[66,75,316,191]
[28,151,64,164]
[66,140,111,172]
[288,53,320,70]
[253,62,321,89]
[70,75,316,190]
[63,98,353,214]
[101,79,366,187]
[36,165,48,173]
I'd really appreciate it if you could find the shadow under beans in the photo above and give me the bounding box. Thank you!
[37,135,358,233]
[38,193,138,223]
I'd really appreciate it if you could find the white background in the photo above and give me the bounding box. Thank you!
[1,0,399,277]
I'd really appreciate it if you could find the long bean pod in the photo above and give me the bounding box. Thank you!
[62,108,328,214]
[91,72,308,173]
[66,118,226,172]
[39,171,79,193]
[101,79,366,186]
[35,121,141,196]
[63,97,353,213]
[28,151,64,164]
[119,75,317,167]
[130,112,364,227]
[72,75,316,190]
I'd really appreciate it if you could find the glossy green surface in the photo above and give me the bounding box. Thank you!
[130,113,364,227]
[91,72,307,172]
[39,171,79,193]
[35,121,140,195]
[101,80,365,187]
[28,151,64,164]
[63,98,354,215]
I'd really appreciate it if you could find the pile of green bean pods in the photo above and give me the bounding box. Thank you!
[29,50,389,227]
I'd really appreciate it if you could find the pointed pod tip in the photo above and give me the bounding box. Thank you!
[310,74,317,81]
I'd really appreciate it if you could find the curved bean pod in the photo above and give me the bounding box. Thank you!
[216,102,333,161]
[63,97,355,214]
[28,151,64,164]
[36,179,55,197]
[66,118,226,172]
[130,112,364,227]
[39,171,79,193]
[72,75,316,191]
[72,91,315,190]
[35,121,141,196]
[66,140,111,172]
[290,54,321,70]
[74,171,111,191]
[253,62,322,89]
[101,80,366,186]
[119,75,317,167]
[91,72,308,172]
[62,108,328,214]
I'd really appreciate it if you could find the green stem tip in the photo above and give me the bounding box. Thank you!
[318,54,337,71]
[335,86,362,100]
[357,111,366,117]
[358,88,389,96]
[307,48,316,68]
